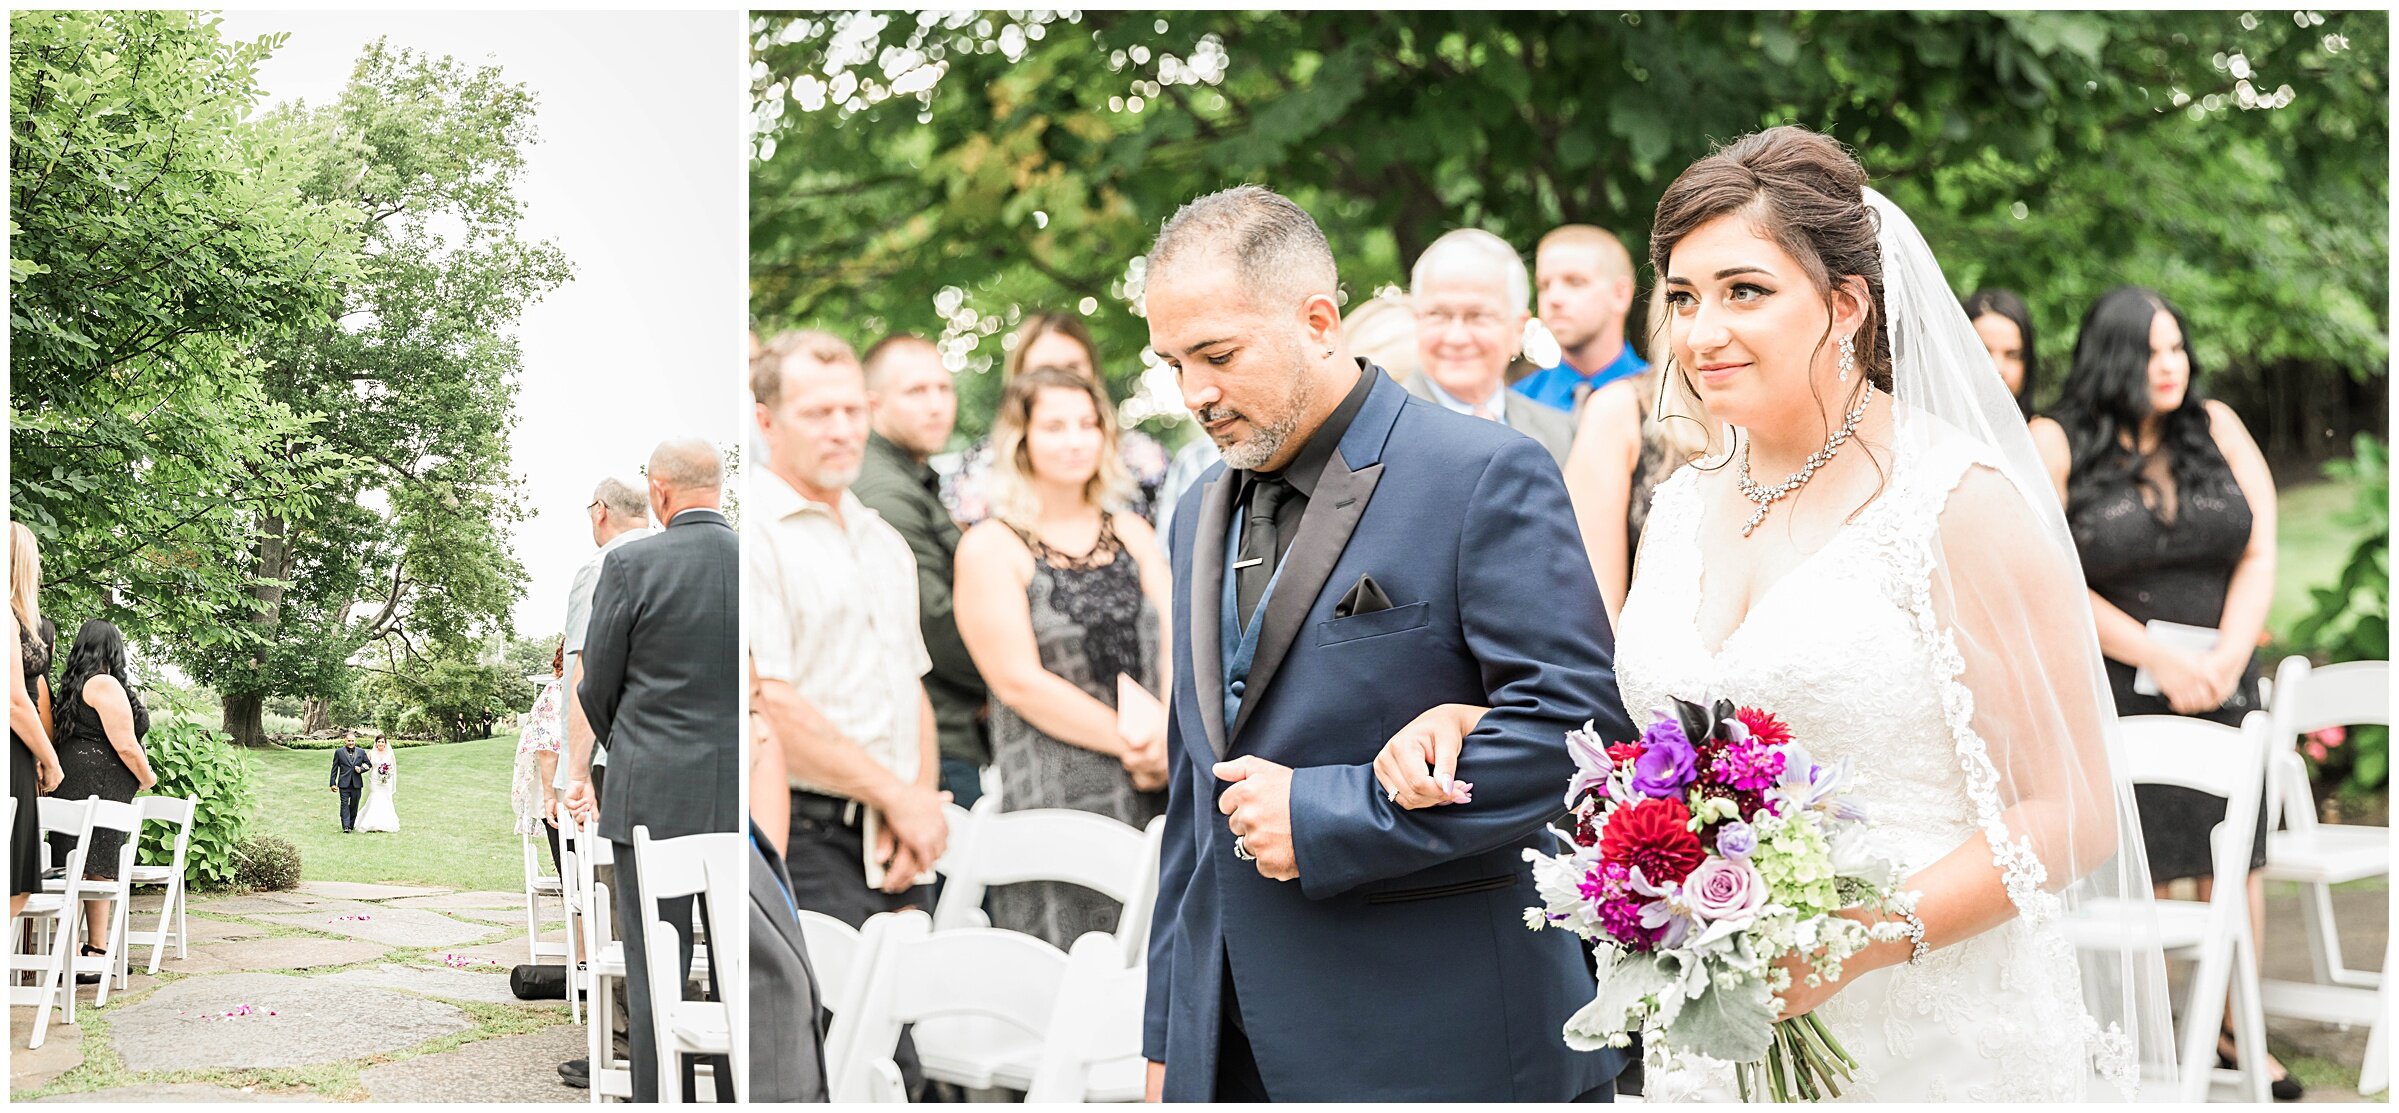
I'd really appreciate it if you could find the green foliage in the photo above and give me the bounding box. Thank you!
[362,645,540,744]
[232,834,303,892]
[750,11,2387,448]
[135,708,255,890]
[2288,434,2390,793]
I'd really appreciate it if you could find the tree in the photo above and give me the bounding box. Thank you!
[11,11,361,640]
[749,11,2386,455]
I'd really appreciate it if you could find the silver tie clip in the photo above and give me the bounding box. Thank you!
[1231,557,1264,570]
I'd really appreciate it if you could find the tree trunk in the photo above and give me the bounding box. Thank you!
[223,692,269,748]
[301,698,333,734]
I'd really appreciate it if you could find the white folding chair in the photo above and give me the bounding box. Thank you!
[554,818,585,1025]
[797,909,891,1099]
[629,826,747,1105]
[124,795,196,975]
[2360,933,2392,1097]
[578,821,631,1102]
[932,799,1160,965]
[2258,656,2389,1029]
[2067,713,2274,1102]
[838,909,1073,1103]
[58,799,140,1005]
[526,826,568,965]
[1023,933,1150,1102]
[10,796,95,1049]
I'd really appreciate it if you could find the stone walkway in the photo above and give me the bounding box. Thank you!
[10,881,583,1102]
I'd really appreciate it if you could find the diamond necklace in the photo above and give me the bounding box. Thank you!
[1736,389,1873,538]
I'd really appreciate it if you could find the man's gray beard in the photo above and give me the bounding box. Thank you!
[808,462,863,493]
[1214,369,1317,472]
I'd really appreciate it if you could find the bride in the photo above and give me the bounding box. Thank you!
[356,737,401,833]
[1376,127,2174,1100]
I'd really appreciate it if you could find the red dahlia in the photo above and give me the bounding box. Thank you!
[1597,797,1704,884]
[1734,707,1793,749]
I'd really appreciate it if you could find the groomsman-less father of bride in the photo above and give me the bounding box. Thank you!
[1140,186,1634,1101]
[329,733,371,833]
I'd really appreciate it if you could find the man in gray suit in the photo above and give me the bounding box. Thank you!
[1402,228,1576,464]
[564,436,739,1103]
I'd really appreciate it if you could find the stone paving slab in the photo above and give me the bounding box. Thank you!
[174,915,274,944]
[172,937,388,975]
[323,963,557,1007]
[191,891,366,917]
[296,880,449,902]
[439,929,567,969]
[107,972,471,1072]
[387,890,530,912]
[254,904,491,949]
[31,1082,319,1102]
[359,1022,588,1103]
[7,1007,84,1089]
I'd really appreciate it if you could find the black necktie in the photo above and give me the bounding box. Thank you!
[1235,476,1288,629]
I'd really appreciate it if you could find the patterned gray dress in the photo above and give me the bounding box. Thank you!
[987,517,1166,950]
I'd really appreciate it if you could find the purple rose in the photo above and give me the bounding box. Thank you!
[1630,716,1697,798]
[1683,858,1767,925]
[1715,820,1756,860]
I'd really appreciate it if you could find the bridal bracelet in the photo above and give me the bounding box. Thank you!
[1897,908,1929,965]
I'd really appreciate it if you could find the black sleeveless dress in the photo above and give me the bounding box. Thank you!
[2068,439,2265,883]
[46,679,148,881]
[10,620,52,897]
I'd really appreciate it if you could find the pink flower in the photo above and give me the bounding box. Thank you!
[1683,858,1767,925]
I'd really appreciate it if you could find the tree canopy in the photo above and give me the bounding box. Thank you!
[750,11,2387,454]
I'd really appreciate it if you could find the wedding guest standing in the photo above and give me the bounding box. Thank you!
[1400,229,1575,463]
[567,436,740,1104]
[1562,285,1713,624]
[513,642,568,871]
[10,524,65,920]
[946,312,1171,525]
[1964,287,2040,416]
[851,333,992,810]
[1514,224,1646,415]
[748,331,950,925]
[46,618,157,981]
[955,366,1172,948]
[2031,285,2294,1098]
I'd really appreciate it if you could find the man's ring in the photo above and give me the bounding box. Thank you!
[1232,835,1255,861]
[1386,787,1399,802]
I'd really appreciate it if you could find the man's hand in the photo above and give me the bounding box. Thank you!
[1215,756,1297,881]
[1144,1060,1164,1103]
[561,776,599,826]
[871,823,924,896]
[879,783,952,884]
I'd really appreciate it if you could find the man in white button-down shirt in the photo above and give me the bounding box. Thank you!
[747,330,950,929]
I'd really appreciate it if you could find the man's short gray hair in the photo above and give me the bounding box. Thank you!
[592,477,648,521]
[1145,184,1339,314]
[1411,228,1532,310]
[648,438,723,491]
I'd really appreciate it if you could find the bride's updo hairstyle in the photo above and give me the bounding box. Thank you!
[1647,126,1894,397]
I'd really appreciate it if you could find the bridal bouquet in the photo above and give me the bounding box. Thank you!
[1525,698,1915,1101]
[375,763,393,786]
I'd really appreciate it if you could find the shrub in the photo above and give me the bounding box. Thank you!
[137,709,255,890]
[2289,434,2391,795]
[232,835,303,892]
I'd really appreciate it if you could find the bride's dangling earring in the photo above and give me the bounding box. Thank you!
[1837,333,1855,384]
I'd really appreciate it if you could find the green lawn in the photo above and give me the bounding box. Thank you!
[246,734,532,895]
[2270,472,2374,647]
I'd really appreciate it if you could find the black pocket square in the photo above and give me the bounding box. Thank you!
[1334,574,1395,619]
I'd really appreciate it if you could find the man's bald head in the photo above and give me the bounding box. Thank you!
[1145,184,1340,316]
[646,437,723,521]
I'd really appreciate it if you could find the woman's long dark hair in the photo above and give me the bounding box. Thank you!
[1962,287,2039,416]
[55,618,148,740]
[2049,286,2225,519]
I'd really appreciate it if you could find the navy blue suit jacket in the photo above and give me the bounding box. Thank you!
[1142,368,1634,1100]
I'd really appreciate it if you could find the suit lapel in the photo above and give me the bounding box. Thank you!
[1188,468,1234,761]
[1231,453,1382,741]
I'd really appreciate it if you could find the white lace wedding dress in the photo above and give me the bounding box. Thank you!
[1616,428,2118,1102]
[356,748,401,833]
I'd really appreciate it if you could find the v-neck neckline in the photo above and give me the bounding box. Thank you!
[1686,476,1894,661]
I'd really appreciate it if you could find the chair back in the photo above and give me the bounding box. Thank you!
[931,800,1150,939]
[138,795,197,868]
[836,910,1071,1101]
[2122,711,2275,902]
[2265,656,2392,832]
[1025,932,1149,1101]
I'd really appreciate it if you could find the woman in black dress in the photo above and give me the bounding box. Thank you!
[45,618,158,979]
[10,522,65,920]
[2031,286,2291,1097]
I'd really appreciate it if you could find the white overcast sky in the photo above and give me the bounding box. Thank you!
[216,10,745,640]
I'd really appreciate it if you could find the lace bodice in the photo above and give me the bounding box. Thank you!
[1615,429,2111,1102]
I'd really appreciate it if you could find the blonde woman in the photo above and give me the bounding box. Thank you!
[947,312,1172,525]
[1562,283,1717,624]
[10,523,65,917]
[954,366,1172,949]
